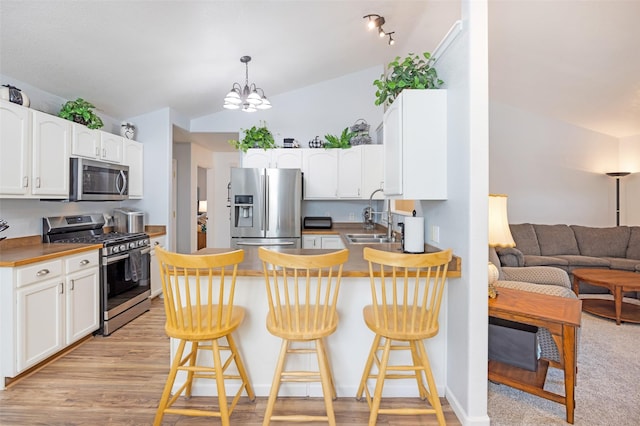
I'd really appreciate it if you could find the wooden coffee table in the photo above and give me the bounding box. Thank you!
[572,268,640,325]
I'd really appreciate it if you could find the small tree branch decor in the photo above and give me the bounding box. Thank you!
[58,98,104,129]
[229,121,276,153]
[373,52,444,107]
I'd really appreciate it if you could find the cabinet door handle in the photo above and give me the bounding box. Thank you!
[59,283,64,294]
[36,269,50,277]
[70,280,75,291]
[95,147,100,157]
[35,177,41,188]
[23,176,29,188]
[154,241,160,246]
[80,259,90,266]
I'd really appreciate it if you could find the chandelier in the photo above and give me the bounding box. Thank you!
[223,55,272,112]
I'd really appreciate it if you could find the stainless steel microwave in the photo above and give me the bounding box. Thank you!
[69,157,129,201]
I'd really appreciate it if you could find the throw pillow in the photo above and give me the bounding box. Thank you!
[534,224,580,256]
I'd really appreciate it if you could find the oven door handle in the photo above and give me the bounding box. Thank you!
[104,247,151,265]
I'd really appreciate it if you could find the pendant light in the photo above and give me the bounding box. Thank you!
[223,56,272,112]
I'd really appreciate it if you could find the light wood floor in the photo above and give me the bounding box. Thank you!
[0,298,460,425]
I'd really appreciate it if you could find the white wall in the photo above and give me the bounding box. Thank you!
[490,101,628,226]
[210,152,240,247]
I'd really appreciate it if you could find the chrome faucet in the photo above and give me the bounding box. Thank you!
[363,188,383,230]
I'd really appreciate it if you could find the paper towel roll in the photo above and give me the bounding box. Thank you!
[404,216,425,253]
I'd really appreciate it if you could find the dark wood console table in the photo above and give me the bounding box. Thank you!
[488,287,582,424]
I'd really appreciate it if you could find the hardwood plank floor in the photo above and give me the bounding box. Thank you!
[0,298,460,425]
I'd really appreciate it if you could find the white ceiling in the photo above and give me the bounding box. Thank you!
[1,1,639,139]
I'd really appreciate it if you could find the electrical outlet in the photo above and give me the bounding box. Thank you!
[431,225,440,243]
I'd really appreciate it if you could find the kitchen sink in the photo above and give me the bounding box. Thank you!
[345,233,394,244]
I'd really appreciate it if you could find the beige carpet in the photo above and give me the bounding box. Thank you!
[488,296,640,425]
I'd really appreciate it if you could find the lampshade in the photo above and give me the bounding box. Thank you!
[198,200,207,214]
[488,194,515,248]
[223,56,272,112]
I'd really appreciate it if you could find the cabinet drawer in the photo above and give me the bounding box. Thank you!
[65,250,99,274]
[16,259,63,288]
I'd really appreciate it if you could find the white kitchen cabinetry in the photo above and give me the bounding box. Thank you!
[383,89,447,200]
[303,149,338,199]
[31,111,71,197]
[337,147,362,198]
[302,234,345,249]
[243,148,302,169]
[0,100,31,196]
[1,250,100,380]
[149,235,167,298]
[124,139,144,198]
[0,101,71,198]
[71,125,123,163]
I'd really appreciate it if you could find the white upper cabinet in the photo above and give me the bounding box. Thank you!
[0,101,70,198]
[71,126,123,163]
[31,111,71,197]
[242,148,302,169]
[123,139,143,198]
[337,147,362,198]
[362,144,384,200]
[303,149,338,199]
[0,100,31,196]
[383,89,447,200]
[99,131,123,163]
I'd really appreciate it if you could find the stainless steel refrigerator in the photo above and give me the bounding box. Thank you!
[230,167,302,248]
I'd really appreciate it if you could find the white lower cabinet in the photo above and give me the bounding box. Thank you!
[1,250,99,381]
[302,234,345,249]
[149,235,167,298]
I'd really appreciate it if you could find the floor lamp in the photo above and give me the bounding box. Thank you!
[605,172,630,226]
[488,194,516,298]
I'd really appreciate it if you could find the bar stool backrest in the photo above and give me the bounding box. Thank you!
[363,247,453,338]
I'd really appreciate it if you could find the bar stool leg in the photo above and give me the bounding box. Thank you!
[263,339,290,426]
[356,333,381,401]
[226,333,256,400]
[319,337,337,399]
[416,340,445,426]
[212,339,231,426]
[409,340,429,399]
[185,341,199,398]
[368,337,392,426]
[154,339,186,426]
[316,338,337,425]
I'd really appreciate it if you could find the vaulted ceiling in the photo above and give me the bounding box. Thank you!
[1,1,638,138]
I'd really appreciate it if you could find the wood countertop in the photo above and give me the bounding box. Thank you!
[0,224,460,277]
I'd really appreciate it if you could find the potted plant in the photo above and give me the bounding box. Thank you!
[58,98,104,129]
[324,127,356,149]
[229,121,276,153]
[373,52,444,107]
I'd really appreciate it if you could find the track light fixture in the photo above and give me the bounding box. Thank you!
[386,32,395,45]
[223,55,272,112]
[363,14,395,46]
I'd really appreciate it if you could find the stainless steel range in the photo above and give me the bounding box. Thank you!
[43,214,151,335]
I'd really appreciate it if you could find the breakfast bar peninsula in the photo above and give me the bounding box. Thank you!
[165,236,460,400]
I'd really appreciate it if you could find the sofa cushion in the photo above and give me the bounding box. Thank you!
[627,227,640,260]
[523,255,569,267]
[510,223,540,255]
[604,257,640,271]
[555,255,611,268]
[571,225,630,258]
[534,224,580,256]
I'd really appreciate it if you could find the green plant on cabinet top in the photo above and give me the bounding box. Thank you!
[229,121,276,153]
[58,98,104,129]
[373,52,444,107]
[324,127,356,149]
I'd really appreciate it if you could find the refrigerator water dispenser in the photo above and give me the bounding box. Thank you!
[234,195,253,227]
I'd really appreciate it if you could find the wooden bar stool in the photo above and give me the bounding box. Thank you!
[356,247,453,426]
[258,247,349,426]
[153,247,255,426]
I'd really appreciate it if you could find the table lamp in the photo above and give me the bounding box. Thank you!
[488,194,516,298]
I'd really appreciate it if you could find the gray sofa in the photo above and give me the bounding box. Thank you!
[497,224,640,294]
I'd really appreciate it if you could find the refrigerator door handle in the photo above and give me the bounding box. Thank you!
[260,174,266,231]
[265,174,270,232]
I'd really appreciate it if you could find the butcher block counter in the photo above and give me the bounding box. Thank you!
[0,236,101,267]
